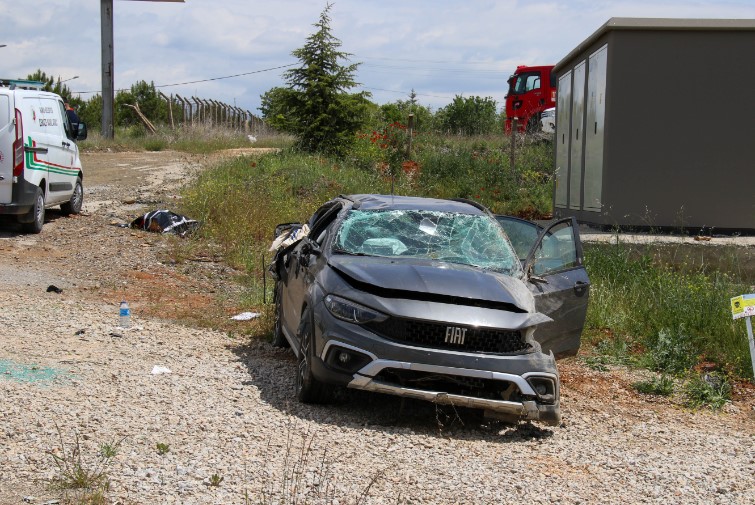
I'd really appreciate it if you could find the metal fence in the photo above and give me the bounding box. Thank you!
[158,92,273,136]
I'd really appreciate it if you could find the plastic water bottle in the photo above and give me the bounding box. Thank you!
[119,300,131,328]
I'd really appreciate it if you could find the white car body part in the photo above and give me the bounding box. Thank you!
[0,85,85,232]
[541,107,556,134]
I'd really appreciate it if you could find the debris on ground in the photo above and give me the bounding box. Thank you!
[230,311,260,321]
[130,209,199,236]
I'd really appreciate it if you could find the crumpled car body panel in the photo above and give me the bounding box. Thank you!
[271,195,579,425]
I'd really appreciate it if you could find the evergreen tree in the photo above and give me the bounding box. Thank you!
[26,69,76,103]
[264,3,371,155]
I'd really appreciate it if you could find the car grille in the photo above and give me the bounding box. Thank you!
[365,317,531,354]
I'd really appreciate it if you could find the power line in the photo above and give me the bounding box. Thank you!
[360,55,504,67]
[156,63,296,88]
[73,62,296,95]
[362,63,503,76]
[359,86,456,100]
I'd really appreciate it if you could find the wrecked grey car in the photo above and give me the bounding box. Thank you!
[269,195,590,425]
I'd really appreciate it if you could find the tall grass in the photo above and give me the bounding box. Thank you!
[176,130,753,380]
[178,135,552,277]
[79,124,295,154]
[584,242,752,378]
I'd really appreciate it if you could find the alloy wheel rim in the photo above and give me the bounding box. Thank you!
[35,195,44,226]
[297,331,310,391]
[72,183,82,210]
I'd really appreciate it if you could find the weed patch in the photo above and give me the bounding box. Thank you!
[633,375,675,396]
[248,426,387,504]
[683,372,732,410]
[47,425,122,503]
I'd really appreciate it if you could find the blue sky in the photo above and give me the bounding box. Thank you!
[2,0,754,113]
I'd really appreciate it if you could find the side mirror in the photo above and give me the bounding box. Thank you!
[525,262,548,285]
[76,123,88,141]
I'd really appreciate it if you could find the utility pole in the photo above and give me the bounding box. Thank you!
[101,0,114,138]
[100,0,184,139]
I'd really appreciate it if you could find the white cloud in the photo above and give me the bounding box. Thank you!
[1,0,753,111]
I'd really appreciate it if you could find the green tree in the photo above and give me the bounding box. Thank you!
[378,94,433,132]
[259,86,299,133]
[435,95,499,135]
[77,94,103,129]
[115,80,167,127]
[25,69,77,103]
[262,3,371,156]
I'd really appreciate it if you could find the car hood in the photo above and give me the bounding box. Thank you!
[328,255,535,313]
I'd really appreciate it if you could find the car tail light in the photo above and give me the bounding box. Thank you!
[13,108,24,177]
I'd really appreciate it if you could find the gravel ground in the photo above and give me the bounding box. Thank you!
[0,150,753,505]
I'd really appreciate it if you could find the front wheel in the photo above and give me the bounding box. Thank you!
[295,308,331,404]
[61,176,83,215]
[271,282,289,348]
[21,187,45,234]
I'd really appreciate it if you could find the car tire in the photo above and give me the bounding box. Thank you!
[21,187,45,234]
[61,177,83,215]
[271,282,289,348]
[295,307,331,404]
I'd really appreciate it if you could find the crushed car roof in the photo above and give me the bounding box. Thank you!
[345,194,486,214]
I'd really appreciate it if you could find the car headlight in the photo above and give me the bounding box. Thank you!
[324,295,388,324]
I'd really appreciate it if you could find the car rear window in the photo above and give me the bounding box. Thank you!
[333,209,522,276]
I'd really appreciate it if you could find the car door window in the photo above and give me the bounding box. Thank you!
[58,100,74,140]
[529,220,580,276]
[496,216,542,261]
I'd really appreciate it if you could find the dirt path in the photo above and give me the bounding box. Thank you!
[0,150,753,504]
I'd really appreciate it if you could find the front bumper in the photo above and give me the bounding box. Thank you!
[347,353,560,425]
[314,311,562,426]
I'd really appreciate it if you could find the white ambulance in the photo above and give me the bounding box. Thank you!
[0,83,87,233]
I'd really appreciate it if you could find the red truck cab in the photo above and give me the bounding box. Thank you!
[505,65,556,134]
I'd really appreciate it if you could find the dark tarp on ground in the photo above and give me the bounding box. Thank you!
[130,210,200,236]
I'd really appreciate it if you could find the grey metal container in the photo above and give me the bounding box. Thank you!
[552,18,755,232]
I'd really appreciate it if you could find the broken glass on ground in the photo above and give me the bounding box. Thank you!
[0,359,68,384]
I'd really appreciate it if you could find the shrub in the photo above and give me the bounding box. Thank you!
[682,372,731,410]
[633,375,675,396]
[584,242,751,378]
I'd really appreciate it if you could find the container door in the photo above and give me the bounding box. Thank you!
[554,71,572,209]
[584,45,608,212]
[569,61,586,210]
[0,94,12,204]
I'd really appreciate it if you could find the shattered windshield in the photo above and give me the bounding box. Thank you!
[333,209,522,276]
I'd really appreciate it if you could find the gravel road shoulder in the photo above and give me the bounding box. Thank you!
[0,150,753,504]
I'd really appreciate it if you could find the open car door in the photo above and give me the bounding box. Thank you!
[496,216,590,358]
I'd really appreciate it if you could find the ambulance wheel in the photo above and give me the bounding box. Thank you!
[61,177,83,215]
[22,187,45,234]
